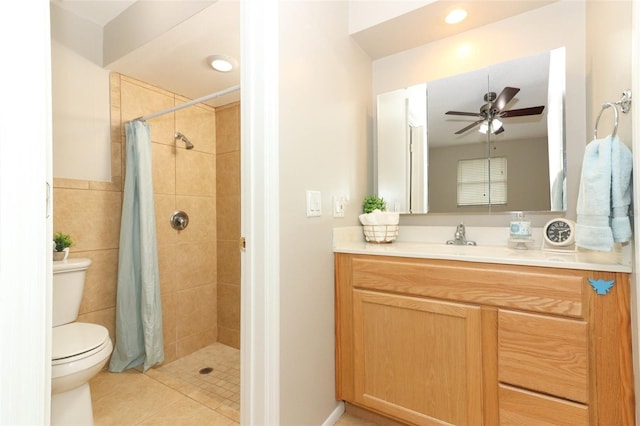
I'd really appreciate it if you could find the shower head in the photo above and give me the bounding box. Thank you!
[174,131,194,150]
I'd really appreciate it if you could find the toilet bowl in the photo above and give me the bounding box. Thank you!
[51,258,113,426]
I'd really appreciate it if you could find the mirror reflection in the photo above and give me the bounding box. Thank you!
[377,47,566,214]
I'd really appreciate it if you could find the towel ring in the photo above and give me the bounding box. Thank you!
[594,102,618,139]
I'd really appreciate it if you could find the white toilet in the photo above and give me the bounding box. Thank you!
[51,258,113,426]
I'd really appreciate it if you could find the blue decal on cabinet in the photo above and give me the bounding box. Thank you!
[588,278,615,295]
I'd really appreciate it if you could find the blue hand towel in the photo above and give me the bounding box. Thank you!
[575,136,614,251]
[610,135,632,242]
[575,134,633,251]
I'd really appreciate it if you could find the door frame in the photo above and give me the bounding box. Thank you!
[240,0,280,424]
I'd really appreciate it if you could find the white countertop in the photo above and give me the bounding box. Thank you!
[333,226,632,273]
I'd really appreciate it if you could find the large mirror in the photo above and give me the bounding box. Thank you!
[377,47,566,214]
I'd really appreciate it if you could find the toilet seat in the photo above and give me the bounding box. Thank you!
[52,322,110,366]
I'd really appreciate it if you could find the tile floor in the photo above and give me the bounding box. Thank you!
[91,343,239,425]
[90,342,375,425]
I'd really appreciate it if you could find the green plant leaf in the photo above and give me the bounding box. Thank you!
[362,195,386,214]
[53,232,73,252]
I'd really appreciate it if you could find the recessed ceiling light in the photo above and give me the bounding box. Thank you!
[207,55,238,72]
[445,8,467,24]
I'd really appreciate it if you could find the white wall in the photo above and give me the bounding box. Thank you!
[51,40,112,182]
[50,1,113,183]
[586,1,632,143]
[278,1,372,424]
[372,0,587,226]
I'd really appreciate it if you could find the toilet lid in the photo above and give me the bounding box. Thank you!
[52,322,109,362]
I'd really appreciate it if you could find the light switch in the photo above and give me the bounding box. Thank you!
[333,196,345,218]
[306,190,321,217]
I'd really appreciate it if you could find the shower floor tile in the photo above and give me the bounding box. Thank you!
[91,342,375,425]
[91,343,240,425]
[149,343,241,421]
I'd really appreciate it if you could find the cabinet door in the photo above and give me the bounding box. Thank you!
[353,290,483,425]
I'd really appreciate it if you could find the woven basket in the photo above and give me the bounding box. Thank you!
[362,225,399,243]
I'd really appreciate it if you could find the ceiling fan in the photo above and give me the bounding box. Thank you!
[445,87,545,135]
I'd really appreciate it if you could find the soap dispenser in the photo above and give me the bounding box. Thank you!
[509,212,533,249]
[510,212,531,238]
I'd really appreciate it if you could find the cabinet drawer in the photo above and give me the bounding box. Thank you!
[351,256,585,317]
[499,310,588,403]
[499,384,588,425]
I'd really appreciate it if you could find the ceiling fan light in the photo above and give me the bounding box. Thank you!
[491,118,503,132]
[479,122,489,134]
[445,8,467,24]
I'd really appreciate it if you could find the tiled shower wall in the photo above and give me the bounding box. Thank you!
[215,103,241,349]
[53,73,231,365]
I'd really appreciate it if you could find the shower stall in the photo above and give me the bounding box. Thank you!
[61,73,235,378]
[111,76,241,365]
[53,72,241,418]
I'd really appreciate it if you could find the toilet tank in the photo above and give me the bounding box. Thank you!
[52,258,92,327]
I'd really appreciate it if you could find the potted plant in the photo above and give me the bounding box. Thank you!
[363,195,387,214]
[53,232,73,261]
[359,195,399,243]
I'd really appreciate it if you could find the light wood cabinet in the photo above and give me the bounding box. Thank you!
[498,310,588,403]
[335,253,634,425]
[499,384,589,425]
[352,290,483,425]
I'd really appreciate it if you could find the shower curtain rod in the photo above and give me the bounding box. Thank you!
[131,84,241,122]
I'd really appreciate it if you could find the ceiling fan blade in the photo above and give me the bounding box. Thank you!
[454,120,484,134]
[500,105,545,118]
[491,87,520,113]
[446,110,483,117]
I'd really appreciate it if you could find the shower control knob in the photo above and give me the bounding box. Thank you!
[170,210,189,231]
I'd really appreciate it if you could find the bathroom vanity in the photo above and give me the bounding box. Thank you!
[334,233,634,425]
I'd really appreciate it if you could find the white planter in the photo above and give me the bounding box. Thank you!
[53,247,69,261]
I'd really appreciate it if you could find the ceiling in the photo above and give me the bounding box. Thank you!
[351,0,556,60]
[52,0,136,26]
[106,1,241,107]
[51,0,557,110]
[51,0,241,107]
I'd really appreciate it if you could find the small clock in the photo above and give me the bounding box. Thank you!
[543,218,576,251]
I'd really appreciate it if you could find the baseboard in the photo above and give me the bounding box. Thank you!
[321,401,345,426]
[344,402,408,426]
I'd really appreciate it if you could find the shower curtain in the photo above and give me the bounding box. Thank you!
[109,120,164,372]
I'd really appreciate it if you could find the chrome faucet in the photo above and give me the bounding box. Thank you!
[446,222,477,246]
